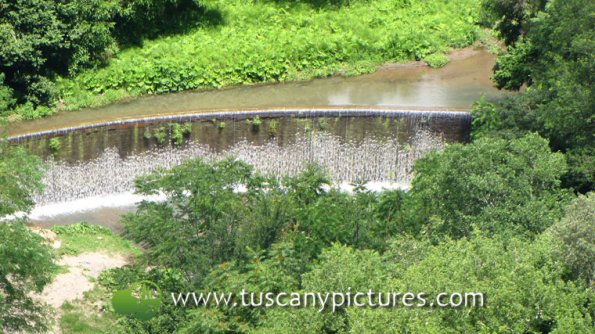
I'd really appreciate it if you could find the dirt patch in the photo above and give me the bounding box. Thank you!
[378,60,428,71]
[38,252,128,308]
[447,47,481,61]
[378,47,482,71]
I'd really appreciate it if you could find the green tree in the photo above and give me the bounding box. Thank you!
[0,0,118,106]
[0,140,54,333]
[480,0,546,45]
[123,157,256,283]
[0,143,45,216]
[550,192,595,284]
[0,223,56,333]
[0,73,15,113]
[258,237,593,333]
[409,133,570,240]
[363,235,593,333]
[473,0,594,192]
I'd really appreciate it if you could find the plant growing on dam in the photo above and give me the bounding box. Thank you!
[143,128,152,140]
[318,119,328,131]
[153,126,167,145]
[268,119,278,137]
[169,123,185,146]
[182,122,193,135]
[48,138,61,153]
[246,116,262,132]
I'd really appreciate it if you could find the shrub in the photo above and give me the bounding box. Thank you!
[423,53,449,68]
[49,138,61,153]
[154,127,167,144]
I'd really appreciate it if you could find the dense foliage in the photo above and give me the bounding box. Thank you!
[0,142,54,333]
[110,148,592,333]
[0,0,208,117]
[2,0,593,332]
[473,0,594,193]
[0,223,56,333]
[0,142,45,216]
[408,133,570,240]
[1,0,481,119]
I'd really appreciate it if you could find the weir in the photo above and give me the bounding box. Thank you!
[8,108,472,218]
[8,107,471,142]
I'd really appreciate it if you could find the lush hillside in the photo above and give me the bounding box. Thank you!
[1,0,481,120]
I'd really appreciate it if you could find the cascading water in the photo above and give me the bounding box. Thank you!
[35,130,443,205]
[7,109,472,223]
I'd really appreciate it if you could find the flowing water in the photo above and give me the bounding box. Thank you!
[6,50,509,228]
[8,49,504,137]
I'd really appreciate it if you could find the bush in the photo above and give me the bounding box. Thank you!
[409,133,570,240]
[49,138,61,153]
[423,53,449,68]
[550,193,595,283]
[153,127,167,144]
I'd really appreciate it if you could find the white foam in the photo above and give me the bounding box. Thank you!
[2,181,408,222]
[3,192,166,221]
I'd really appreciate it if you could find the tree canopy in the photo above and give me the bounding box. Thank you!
[0,141,54,333]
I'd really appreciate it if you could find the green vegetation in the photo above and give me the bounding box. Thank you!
[48,137,61,153]
[153,126,167,145]
[95,4,595,325]
[51,222,141,257]
[0,143,45,216]
[182,122,192,135]
[169,123,185,146]
[473,0,594,193]
[0,142,54,333]
[246,116,263,132]
[143,128,152,140]
[1,0,593,333]
[0,0,209,119]
[423,52,448,68]
[60,310,108,334]
[550,193,595,283]
[0,223,56,333]
[409,134,570,241]
[268,119,279,137]
[104,152,593,333]
[2,0,481,120]
[51,223,141,334]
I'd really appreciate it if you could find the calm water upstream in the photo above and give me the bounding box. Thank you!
[9,49,505,137]
[9,49,510,229]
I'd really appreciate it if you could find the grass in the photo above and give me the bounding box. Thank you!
[49,222,140,333]
[51,0,481,114]
[51,222,141,257]
[59,287,122,334]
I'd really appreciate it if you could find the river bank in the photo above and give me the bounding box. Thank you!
[8,48,506,138]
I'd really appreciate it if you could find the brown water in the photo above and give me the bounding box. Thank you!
[18,113,469,163]
[15,49,507,229]
[8,49,505,137]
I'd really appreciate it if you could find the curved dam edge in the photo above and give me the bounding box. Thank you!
[7,107,472,142]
